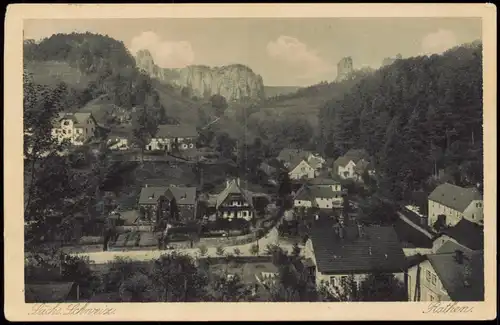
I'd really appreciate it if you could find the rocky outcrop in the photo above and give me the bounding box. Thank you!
[135,49,265,101]
[336,57,354,82]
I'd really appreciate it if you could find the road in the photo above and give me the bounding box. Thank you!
[71,227,300,264]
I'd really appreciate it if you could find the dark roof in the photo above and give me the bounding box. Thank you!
[215,179,253,209]
[406,253,427,267]
[52,112,94,128]
[441,219,484,250]
[344,149,369,161]
[436,240,473,254]
[427,251,484,301]
[294,184,341,202]
[428,183,482,212]
[155,124,198,138]
[354,159,374,173]
[310,221,408,274]
[166,186,197,206]
[138,186,168,205]
[333,156,354,168]
[25,282,76,303]
[307,178,341,185]
[277,148,312,164]
[288,156,311,171]
[394,218,434,249]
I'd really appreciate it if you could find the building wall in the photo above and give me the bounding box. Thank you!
[289,161,315,180]
[221,209,253,221]
[463,200,483,225]
[52,117,95,146]
[146,137,196,151]
[315,197,340,209]
[108,137,129,150]
[294,199,313,208]
[338,161,356,179]
[407,260,451,302]
[428,200,463,228]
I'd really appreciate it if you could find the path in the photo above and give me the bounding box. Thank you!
[71,227,299,264]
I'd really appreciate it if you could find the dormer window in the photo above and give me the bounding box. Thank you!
[63,120,70,126]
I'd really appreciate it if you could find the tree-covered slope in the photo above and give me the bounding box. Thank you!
[319,42,483,200]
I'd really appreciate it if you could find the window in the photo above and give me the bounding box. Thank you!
[243,211,247,217]
[340,276,347,285]
[472,214,475,220]
[425,270,431,283]
[63,121,70,126]
[330,276,336,287]
[431,274,437,286]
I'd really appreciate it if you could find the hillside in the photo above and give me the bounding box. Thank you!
[23,33,209,127]
[319,41,483,200]
[263,86,301,98]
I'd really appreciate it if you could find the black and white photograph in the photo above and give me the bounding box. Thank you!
[4,3,496,322]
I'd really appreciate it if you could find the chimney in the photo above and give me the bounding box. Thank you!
[236,178,240,186]
[419,215,428,226]
[454,250,464,264]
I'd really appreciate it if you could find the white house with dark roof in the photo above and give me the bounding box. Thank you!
[293,180,343,209]
[333,149,373,180]
[214,178,254,221]
[407,241,484,302]
[51,112,97,145]
[146,124,198,151]
[277,148,325,174]
[288,158,315,180]
[428,183,483,228]
[304,219,408,295]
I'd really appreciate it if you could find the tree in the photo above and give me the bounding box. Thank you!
[60,255,100,299]
[119,272,156,302]
[357,196,397,226]
[198,245,208,257]
[291,243,301,259]
[278,171,292,207]
[358,273,407,301]
[209,272,254,302]
[216,246,225,257]
[132,108,159,163]
[233,248,241,257]
[210,94,228,117]
[215,132,236,160]
[170,197,179,221]
[151,252,209,302]
[250,243,260,256]
[316,275,360,302]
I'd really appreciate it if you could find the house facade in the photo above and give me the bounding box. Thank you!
[289,159,315,180]
[428,183,483,228]
[277,148,325,175]
[165,186,198,221]
[51,112,97,146]
[293,181,343,209]
[304,220,408,297]
[333,149,373,180]
[146,124,198,152]
[138,185,198,223]
[407,242,484,302]
[215,178,254,221]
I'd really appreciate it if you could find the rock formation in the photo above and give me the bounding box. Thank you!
[135,49,265,101]
[336,57,354,82]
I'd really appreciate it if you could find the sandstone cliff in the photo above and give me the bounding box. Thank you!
[135,49,265,101]
[336,57,354,82]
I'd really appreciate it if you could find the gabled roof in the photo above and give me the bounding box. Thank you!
[441,219,484,250]
[308,156,323,169]
[289,157,313,172]
[277,148,312,164]
[166,186,197,206]
[53,112,94,127]
[354,159,374,173]
[427,251,484,301]
[215,179,253,209]
[25,282,77,303]
[428,183,482,212]
[155,124,198,138]
[294,184,342,202]
[334,156,356,168]
[307,178,341,186]
[138,186,168,205]
[344,148,369,161]
[310,221,408,274]
[436,240,473,254]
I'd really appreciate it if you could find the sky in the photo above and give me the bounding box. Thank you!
[24,18,482,87]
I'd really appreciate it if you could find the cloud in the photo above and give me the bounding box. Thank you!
[266,36,333,80]
[421,29,459,55]
[129,31,195,68]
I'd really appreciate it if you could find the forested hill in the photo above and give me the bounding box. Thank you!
[319,42,483,200]
[23,33,212,126]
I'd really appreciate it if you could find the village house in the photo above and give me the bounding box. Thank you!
[51,112,97,146]
[276,148,325,174]
[303,217,408,296]
[138,185,198,223]
[407,241,484,302]
[212,178,255,221]
[427,183,483,228]
[333,149,373,181]
[293,178,343,210]
[288,158,316,180]
[431,218,484,252]
[106,128,132,151]
[146,124,198,152]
